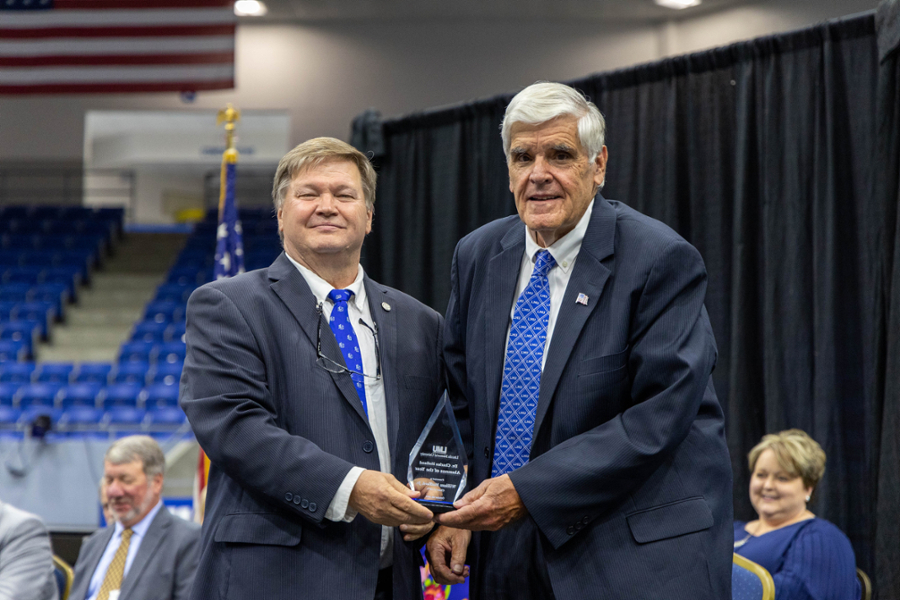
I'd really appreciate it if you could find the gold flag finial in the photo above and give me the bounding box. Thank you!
[217,103,241,156]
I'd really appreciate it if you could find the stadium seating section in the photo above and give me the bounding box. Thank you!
[0,206,281,441]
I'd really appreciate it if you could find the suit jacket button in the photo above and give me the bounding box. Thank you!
[581,516,590,525]
[301,498,309,508]
[293,496,301,505]
[566,526,576,535]
[484,447,489,459]
[363,441,374,453]
[309,502,317,512]
[285,492,293,502]
[575,522,583,530]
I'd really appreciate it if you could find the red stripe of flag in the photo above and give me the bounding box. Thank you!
[0,52,234,67]
[0,79,234,94]
[53,0,234,8]
[0,24,236,39]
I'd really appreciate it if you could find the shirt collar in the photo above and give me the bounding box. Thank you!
[524,199,594,274]
[284,253,367,312]
[114,500,163,539]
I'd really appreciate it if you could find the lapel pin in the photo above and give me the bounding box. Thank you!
[381,301,391,312]
[576,293,589,306]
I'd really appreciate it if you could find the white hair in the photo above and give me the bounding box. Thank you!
[501,82,607,163]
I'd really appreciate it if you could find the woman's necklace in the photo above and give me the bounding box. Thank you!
[734,521,759,549]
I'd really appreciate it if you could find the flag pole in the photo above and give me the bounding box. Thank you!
[195,103,244,523]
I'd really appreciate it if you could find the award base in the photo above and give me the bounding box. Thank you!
[416,500,457,514]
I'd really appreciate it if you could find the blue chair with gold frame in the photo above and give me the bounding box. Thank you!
[733,553,775,600]
[52,554,73,600]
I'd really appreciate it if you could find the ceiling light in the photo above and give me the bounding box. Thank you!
[234,0,267,17]
[654,0,701,9]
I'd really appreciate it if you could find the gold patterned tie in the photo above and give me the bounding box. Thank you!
[97,528,133,600]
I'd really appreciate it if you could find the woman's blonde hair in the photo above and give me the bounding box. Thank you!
[748,428,826,490]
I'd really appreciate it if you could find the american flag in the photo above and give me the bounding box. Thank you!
[0,0,235,94]
[213,151,244,280]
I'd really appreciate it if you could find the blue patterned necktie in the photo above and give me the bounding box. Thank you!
[327,289,368,415]
[492,249,556,477]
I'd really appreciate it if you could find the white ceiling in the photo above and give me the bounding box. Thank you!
[243,0,755,23]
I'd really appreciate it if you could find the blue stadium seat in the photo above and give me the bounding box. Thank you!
[59,405,104,428]
[3,267,43,286]
[0,405,21,425]
[104,406,147,428]
[146,406,187,428]
[0,283,31,302]
[0,320,40,356]
[118,342,156,364]
[20,250,59,268]
[0,302,16,321]
[58,383,103,408]
[72,363,113,384]
[0,382,21,406]
[30,283,69,320]
[100,383,143,407]
[31,206,65,220]
[167,322,186,343]
[34,362,74,383]
[111,362,150,385]
[130,321,170,343]
[149,362,183,386]
[154,283,196,304]
[144,384,180,408]
[2,234,41,250]
[0,362,35,383]
[0,340,28,362]
[14,301,57,336]
[15,383,63,408]
[0,250,24,267]
[166,266,202,286]
[144,301,185,324]
[20,405,63,426]
[42,267,81,300]
[156,341,186,365]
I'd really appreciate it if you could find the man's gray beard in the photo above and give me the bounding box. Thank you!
[113,491,156,525]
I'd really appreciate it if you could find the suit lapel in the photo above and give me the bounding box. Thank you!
[269,253,369,424]
[76,527,115,600]
[364,278,400,460]
[533,197,617,444]
[120,508,170,597]
[484,224,526,425]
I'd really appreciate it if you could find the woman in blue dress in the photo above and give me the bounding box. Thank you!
[734,429,860,600]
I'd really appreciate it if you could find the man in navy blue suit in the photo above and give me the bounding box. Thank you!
[427,82,733,599]
[181,138,442,600]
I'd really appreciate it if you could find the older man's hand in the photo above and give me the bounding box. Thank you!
[348,470,433,527]
[426,526,471,585]
[433,475,526,531]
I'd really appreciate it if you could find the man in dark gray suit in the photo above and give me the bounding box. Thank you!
[70,435,201,600]
[180,138,443,600]
[427,82,733,599]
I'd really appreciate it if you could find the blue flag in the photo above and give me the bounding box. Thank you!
[214,158,245,280]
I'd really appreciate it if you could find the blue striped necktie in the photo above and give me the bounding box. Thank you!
[327,289,367,415]
[492,249,556,477]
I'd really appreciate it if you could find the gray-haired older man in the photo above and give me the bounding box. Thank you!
[181,138,444,600]
[428,82,733,599]
[70,435,201,600]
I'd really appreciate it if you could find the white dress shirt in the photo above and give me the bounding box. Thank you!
[86,501,164,600]
[508,200,595,368]
[284,255,393,568]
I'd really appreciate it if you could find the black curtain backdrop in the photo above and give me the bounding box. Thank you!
[355,4,899,595]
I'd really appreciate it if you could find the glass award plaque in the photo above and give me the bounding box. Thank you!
[408,392,468,514]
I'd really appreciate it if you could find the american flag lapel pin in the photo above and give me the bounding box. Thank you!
[576,293,589,306]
